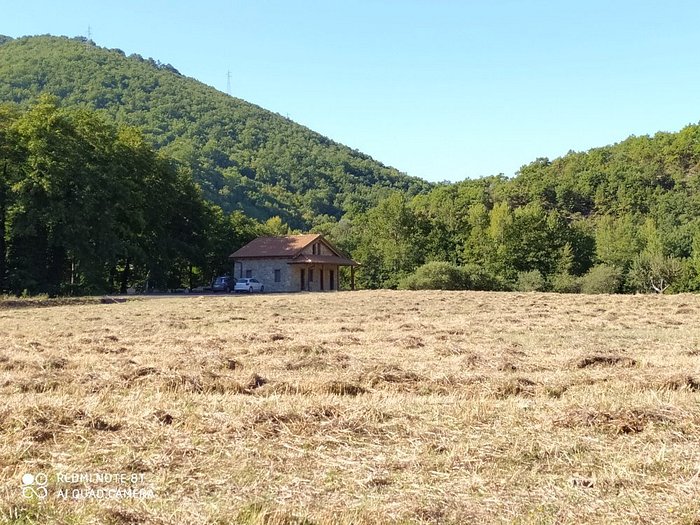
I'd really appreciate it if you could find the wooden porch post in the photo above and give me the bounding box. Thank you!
[350,266,355,291]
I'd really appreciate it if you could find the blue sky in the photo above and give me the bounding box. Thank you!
[3,1,700,182]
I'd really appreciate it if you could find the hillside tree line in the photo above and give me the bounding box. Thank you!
[0,96,281,295]
[328,126,700,294]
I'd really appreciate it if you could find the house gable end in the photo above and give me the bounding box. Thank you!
[300,237,342,257]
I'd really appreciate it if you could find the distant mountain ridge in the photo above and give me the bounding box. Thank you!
[0,34,430,228]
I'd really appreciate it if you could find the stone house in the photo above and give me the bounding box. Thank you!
[229,234,358,292]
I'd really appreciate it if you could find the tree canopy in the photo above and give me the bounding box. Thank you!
[348,128,700,293]
[0,96,264,294]
[0,35,430,230]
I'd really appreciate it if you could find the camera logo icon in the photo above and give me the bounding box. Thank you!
[22,473,48,500]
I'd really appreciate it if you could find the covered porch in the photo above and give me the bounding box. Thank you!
[287,255,358,291]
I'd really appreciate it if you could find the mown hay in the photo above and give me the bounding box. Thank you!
[364,365,424,386]
[494,377,536,398]
[3,290,700,524]
[319,381,367,396]
[659,375,700,392]
[556,407,676,434]
[576,355,637,368]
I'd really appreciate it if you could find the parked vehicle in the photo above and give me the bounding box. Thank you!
[234,278,264,293]
[211,276,233,292]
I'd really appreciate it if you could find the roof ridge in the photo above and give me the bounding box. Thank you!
[229,233,323,259]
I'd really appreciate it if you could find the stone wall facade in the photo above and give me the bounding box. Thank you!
[234,258,294,293]
[233,258,341,293]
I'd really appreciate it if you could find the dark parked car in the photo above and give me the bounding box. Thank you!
[211,276,233,292]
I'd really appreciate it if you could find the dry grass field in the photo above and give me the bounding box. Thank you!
[1,290,700,524]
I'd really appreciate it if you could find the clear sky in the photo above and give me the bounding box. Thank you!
[3,1,700,182]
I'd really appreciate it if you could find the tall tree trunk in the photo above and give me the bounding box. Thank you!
[109,266,117,293]
[46,244,66,296]
[69,257,75,296]
[120,257,130,294]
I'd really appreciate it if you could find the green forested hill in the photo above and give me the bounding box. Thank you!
[3,34,700,296]
[342,126,700,293]
[0,35,429,228]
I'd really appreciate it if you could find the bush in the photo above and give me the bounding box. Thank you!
[580,264,623,294]
[627,253,683,294]
[398,261,465,290]
[461,263,503,291]
[398,262,506,291]
[515,270,546,292]
[551,272,581,293]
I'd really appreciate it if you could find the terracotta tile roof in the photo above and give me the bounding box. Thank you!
[288,254,359,266]
[229,234,321,258]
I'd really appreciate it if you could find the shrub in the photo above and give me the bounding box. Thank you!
[551,272,581,293]
[580,264,623,294]
[398,262,506,291]
[515,270,546,292]
[627,253,683,294]
[461,263,503,291]
[398,261,465,290]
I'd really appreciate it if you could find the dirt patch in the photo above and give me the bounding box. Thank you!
[676,307,695,315]
[206,378,249,394]
[285,355,329,371]
[399,336,425,349]
[334,335,362,346]
[17,405,87,442]
[245,409,307,436]
[542,384,569,399]
[88,417,122,432]
[494,377,537,398]
[576,355,637,369]
[16,373,63,393]
[0,296,126,309]
[162,373,205,393]
[364,365,424,386]
[339,326,364,332]
[658,375,700,392]
[436,344,473,357]
[153,410,174,425]
[102,509,148,525]
[246,373,268,390]
[124,366,159,380]
[287,343,329,355]
[224,358,242,370]
[319,381,367,396]
[498,361,518,372]
[556,407,676,434]
[44,357,69,369]
[0,355,31,371]
[569,476,595,488]
[97,346,128,354]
